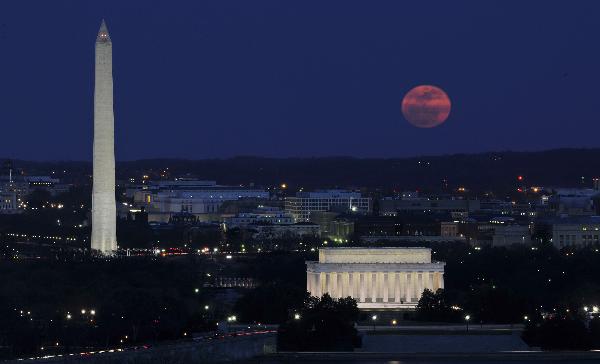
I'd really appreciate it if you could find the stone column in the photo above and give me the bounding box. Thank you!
[413,272,421,302]
[406,273,412,303]
[360,273,366,302]
[375,272,382,303]
[348,272,354,298]
[364,272,371,302]
[316,273,321,296]
[372,272,378,303]
[394,273,401,303]
[306,272,311,294]
[440,273,445,289]
[366,272,373,303]
[345,272,351,298]
[319,272,325,297]
[383,273,389,303]
[354,272,361,301]
[331,272,338,298]
[429,272,434,292]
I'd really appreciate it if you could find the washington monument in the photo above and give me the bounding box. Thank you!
[91,20,117,254]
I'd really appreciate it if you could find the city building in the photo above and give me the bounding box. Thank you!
[379,195,480,217]
[0,175,71,201]
[492,224,531,246]
[328,219,355,242]
[133,180,269,222]
[91,20,118,254]
[0,188,18,214]
[223,206,294,229]
[552,216,600,249]
[306,247,445,309]
[547,188,600,216]
[285,190,371,222]
[440,221,460,237]
[252,222,321,240]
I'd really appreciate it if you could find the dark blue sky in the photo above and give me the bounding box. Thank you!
[1,1,599,160]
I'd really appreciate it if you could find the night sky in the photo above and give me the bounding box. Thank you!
[1,1,599,160]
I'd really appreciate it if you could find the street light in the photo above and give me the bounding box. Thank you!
[204,305,209,310]
[294,313,301,320]
[372,315,377,331]
[465,315,471,332]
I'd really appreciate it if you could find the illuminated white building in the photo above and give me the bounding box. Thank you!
[133,180,269,222]
[306,247,445,309]
[0,189,18,214]
[223,207,294,229]
[552,216,600,248]
[285,190,371,222]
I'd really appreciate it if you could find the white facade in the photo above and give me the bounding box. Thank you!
[553,219,600,248]
[285,190,371,222]
[91,20,117,254]
[133,180,269,222]
[306,247,445,309]
[252,223,320,240]
[379,197,480,217]
[223,208,294,229]
[0,189,18,214]
[492,225,531,246]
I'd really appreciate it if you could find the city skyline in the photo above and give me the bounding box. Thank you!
[4,2,600,361]
[1,1,600,160]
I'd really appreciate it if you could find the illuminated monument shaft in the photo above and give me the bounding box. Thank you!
[91,20,117,254]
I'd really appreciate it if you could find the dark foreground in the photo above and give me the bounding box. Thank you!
[252,352,600,363]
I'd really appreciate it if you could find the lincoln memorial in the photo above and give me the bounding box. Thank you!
[306,247,445,309]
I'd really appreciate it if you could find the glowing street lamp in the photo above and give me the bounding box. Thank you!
[465,315,471,332]
[294,313,301,320]
[372,315,377,331]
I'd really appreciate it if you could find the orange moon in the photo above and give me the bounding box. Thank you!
[401,85,451,128]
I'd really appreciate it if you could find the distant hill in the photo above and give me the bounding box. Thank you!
[3,148,600,193]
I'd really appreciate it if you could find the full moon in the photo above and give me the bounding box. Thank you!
[401,85,451,128]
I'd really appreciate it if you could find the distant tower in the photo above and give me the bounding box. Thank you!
[91,20,117,254]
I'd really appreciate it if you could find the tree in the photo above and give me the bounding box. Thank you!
[416,288,460,322]
[234,282,306,324]
[523,314,591,350]
[277,294,360,351]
